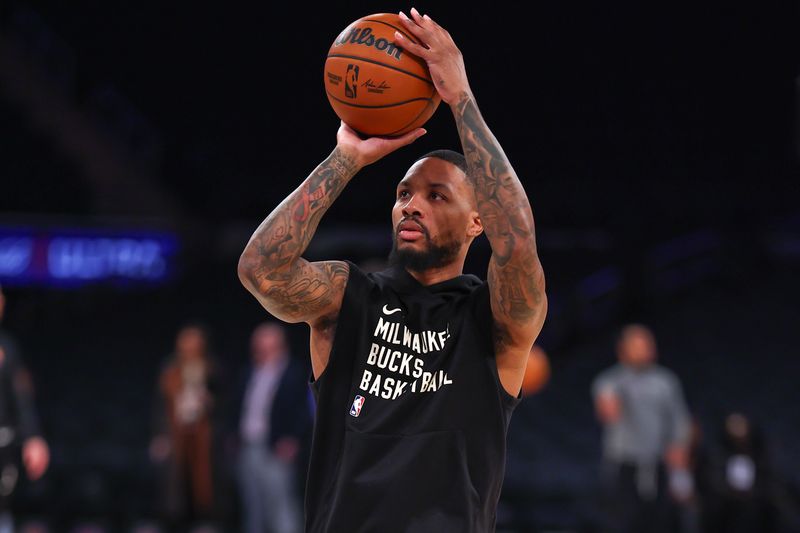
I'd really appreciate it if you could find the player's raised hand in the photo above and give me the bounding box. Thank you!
[336,121,426,168]
[394,8,471,105]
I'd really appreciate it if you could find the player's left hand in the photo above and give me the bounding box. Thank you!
[394,8,471,105]
[337,121,426,167]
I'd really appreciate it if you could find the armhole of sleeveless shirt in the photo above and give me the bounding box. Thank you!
[309,260,372,391]
[470,282,523,410]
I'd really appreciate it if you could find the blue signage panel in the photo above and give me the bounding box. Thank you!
[0,226,178,287]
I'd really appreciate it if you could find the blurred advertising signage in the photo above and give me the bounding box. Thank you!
[0,226,178,287]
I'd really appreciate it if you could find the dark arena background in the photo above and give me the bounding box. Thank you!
[1,1,799,532]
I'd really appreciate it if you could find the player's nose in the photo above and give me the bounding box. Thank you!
[401,194,423,218]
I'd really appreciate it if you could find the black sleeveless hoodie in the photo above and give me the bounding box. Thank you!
[305,262,519,533]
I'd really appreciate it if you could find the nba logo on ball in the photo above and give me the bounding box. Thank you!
[345,64,359,98]
[349,395,365,417]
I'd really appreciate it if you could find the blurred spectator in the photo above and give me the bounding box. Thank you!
[0,285,49,533]
[673,416,711,533]
[231,323,311,533]
[150,324,221,532]
[703,412,777,533]
[591,323,691,533]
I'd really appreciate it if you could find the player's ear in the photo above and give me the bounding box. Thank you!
[467,212,483,238]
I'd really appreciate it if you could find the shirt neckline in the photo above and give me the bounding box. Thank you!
[385,264,481,295]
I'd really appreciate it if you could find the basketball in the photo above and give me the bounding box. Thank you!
[521,346,550,396]
[324,13,441,137]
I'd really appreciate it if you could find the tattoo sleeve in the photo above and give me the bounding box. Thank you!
[237,147,358,324]
[452,92,546,348]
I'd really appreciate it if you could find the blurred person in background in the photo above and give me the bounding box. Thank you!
[591,323,691,533]
[671,415,712,533]
[0,285,49,533]
[150,324,222,532]
[232,322,311,533]
[703,411,777,533]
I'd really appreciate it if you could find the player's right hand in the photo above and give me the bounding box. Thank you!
[336,121,426,168]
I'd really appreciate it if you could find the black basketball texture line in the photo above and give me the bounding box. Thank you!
[384,92,437,136]
[325,54,433,85]
[325,92,434,109]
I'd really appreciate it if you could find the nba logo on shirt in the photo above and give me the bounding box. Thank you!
[349,395,365,417]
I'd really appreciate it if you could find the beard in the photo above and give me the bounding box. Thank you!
[388,226,462,272]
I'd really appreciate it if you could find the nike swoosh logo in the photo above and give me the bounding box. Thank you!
[382,304,402,315]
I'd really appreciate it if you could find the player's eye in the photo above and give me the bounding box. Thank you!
[430,192,444,200]
[397,190,410,199]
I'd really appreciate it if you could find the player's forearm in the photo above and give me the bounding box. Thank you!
[452,91,537,267]
[238,147,359,286]
[452,91,545,326]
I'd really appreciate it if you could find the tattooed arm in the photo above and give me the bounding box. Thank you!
[452,92,547,395]
[238,122,426,377]
[397,9,547,396]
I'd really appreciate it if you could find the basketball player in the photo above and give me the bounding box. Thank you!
[238,8,546,532]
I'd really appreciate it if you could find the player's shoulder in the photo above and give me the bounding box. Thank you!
[338,260,371,286]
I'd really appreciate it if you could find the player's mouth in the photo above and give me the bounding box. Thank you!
[397,219,427,242]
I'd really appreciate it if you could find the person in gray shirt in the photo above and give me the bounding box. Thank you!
[591,323,692,533]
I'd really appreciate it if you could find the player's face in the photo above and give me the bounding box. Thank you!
[390,158,480,270]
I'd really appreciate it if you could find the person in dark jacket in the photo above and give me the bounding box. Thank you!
[234,322,312,533]
[703,412,778,533]
[0,285,49,533]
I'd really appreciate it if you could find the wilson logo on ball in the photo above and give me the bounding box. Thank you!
[345,64,359,98]
[334,27,403,60]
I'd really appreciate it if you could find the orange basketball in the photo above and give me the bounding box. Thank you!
[521,346,550,396]
[324,13,441,137]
